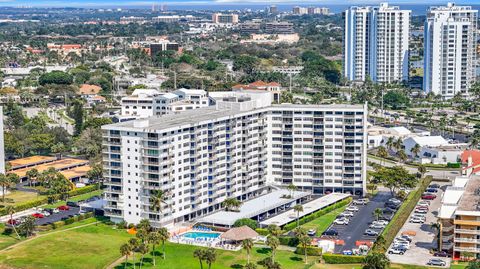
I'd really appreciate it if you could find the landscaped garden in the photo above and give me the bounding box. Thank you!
[300,205,347,236]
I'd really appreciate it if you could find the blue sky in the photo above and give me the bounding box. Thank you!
[2,0,480,8]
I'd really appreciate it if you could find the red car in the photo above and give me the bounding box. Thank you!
[7,219,18,225]
[57,205,70,211]
[32,213,44,218]
[422,194,436,200]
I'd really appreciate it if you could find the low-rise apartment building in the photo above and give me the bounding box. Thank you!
[103,97,367,227]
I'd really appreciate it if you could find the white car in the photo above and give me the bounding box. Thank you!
[372,220,389,226]
[393,242,410,249]
[334,218,349,225]
[345,206,359,212]
[388,247,406,255]
[353,199,369,205]
[410,217,425,224]
[369,223,386,229]
[418,201,430,206]
[340,212,354,218]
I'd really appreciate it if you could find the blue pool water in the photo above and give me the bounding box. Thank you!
[182,232,221,239]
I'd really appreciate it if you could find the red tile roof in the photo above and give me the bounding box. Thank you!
[79,84,102,95]
[461,149,480,174]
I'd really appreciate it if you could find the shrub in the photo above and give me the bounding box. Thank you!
[255,228,269,236]
[279,236,298,247]
[52,221,65,229]
[77,214,85,221]
[294,246,323,256]
[0,197,48,216]
[68,184,99,197]
[233,218,257,230]
[128,223,135,229]
[323,253,365,264]
[84,212,94,219]
[64,218,75,225]
[447,162,461,168]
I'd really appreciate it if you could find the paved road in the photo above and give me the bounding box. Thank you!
[334,190,392,253]
[387,181,451,268]
[368,157,460,180]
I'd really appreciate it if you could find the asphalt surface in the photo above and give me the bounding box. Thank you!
[34,207,80,226]
[334,191,392,253]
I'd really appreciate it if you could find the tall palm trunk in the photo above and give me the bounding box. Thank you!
[132,253,136,269]
[124,256,128,269]
[163,241,166,259]
[304,247,308,264]
[10,213,20,240]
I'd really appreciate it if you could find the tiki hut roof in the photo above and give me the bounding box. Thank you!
[220,226,259,241]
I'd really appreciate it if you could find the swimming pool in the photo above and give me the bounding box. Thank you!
[181,232,221,240]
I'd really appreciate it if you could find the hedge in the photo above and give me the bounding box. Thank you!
[255,228,269,236]
[0,197,49,216]
[279,236,298,247]
[323,253,365,264]
[283,197,352,232]
[294,246,323,256]
[42,212,95,231]
[372,176,433,252]
[39,184,99,197]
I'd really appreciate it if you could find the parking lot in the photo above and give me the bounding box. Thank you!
[387,181,451,268]
[34,206,80,226]
[332,190,392,253]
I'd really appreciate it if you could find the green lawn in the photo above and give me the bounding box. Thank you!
[300,205,348,236]
[0,222,132,269]
[0,191,41,207]
[0,223,20,250]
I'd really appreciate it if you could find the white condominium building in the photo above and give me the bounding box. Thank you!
[121,88,210,119]
[423,3,478,99]
[103,98,367,226]
[344,3,410,83]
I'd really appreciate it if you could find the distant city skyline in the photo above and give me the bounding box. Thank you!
[2,0,480,8]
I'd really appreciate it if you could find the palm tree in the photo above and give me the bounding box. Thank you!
[298,234,311,264]
[242,238,254,264]
[148,231,160,266]
[398,150,407,163]
[5,205,20,239]
[193,249,205,269]
[204,248,216,269]
[411,144,421,159]
[149,190,168,221]
[222,198,242,212]
[449,117,458,138]
[120,243,132,269]
[129,238,139,269]
[375,235,387,252]
[417,165,427,178]
[26,168,39,187]
[293,204,303,229]
[394,138,403,152]
[158,227,169,260]
[377,146,388,165]
[373,208,383,221]
[0,173,13,201]
[137,243,149,269]
[386,137,395,151]
[287,183,297,198]
[430,222,441,250]
[267,224,282,237]
[362,252,390,269]
[266,236,280,262]
[18,215,35,237]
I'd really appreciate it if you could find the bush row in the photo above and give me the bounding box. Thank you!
[0,185,99,216]
[283,197,352,232]
[0,197,49,216]
[372,176,433,252]
[323,253,365,264]
[255,228,269,236]
[279,236,298,247]
[294,246,323,256]
[36,212,94,231]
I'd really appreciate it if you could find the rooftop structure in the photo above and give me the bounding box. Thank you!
[8,155,57,170]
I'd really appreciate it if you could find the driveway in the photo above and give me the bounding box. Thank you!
[334,190,392,253]
[387,181,451,268]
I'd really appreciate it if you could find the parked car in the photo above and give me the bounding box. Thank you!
[414,208,428,214]
[429,184,441,189]
[353,199,369,205]
[334,218,349,225]
[345,206,359,212]
[427,259,446,267]
[386,203,401,210]
[393,242,410,249]
[399,235,412,242]
[339,212,354,218]
[422,194,437,200]
[416,205,429,210]
[364,229,379,236]
[342,250,353,255]
[32,213,44,218]
[66,201,78,207]
[372,220,389,226]
[307,229,316,236]
[7,219,18,225]
[388,198,402,204]
[410,217,425,223]
[426,188,438,193]
[434,251,448,257]
[52,208,60,214]
[369,223,386,229]
[58,205,70,211]
[322,229,338,236]
[388,247,407,255]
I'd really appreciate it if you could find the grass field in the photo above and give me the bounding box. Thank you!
[43,190,102,209]
[0,222,131,269]
[0,191,40,207]
[300,205,348,236]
